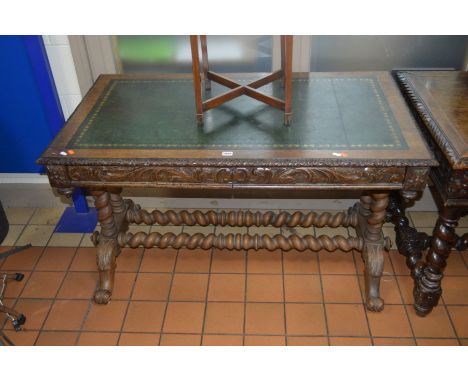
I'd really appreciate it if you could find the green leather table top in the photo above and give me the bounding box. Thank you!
[38,72,434,165]
[69,76,406,150]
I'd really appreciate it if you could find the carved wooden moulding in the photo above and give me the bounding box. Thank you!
[46,165,406,188]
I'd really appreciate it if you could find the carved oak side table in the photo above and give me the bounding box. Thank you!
[37,72,435,314]
[388,70,468,317]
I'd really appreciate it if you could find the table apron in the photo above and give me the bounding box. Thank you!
[69,181,404,190]
[45,165,411,190]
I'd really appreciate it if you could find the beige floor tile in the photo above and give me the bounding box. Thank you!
[417,227,434,235]
[456,227,468,238]
[248,226,281,236]
[183,225,215,235]
[315,227,349,237]
[348,227,357,236]
[29,208,64,225]
[149,225,183,235]
[1,225,24,246]
[382,227,396,248]
[409,211,438,228]
[47,233,84,247]
[458,215,468,227]
[5,208,36,224]
[216,226,248,235]
[282,226,315,237]
[127,225,151,234]
[80,233,95,247]
[16,225,54,246]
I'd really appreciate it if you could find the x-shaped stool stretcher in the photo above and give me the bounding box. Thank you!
[190,35,293,126]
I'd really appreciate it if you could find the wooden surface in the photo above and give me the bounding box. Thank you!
[38,72,434,166]
[396,71,468,170]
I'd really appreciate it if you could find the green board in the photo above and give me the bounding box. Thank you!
[69,76,408,150]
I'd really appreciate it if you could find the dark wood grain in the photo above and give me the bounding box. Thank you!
[390,70,468,317]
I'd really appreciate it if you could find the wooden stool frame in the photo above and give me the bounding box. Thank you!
[190,35,293,126]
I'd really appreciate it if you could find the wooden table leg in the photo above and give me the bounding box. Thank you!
[357,192,390,312]
[91,189,121,304]
[200,35,211,91]
[414,206,459,316]
[387,191,431,279]
[283,35,293,126]
[190,35,203,125]
[280,35,285,88]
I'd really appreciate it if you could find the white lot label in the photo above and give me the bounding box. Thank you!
[222,151,233,157]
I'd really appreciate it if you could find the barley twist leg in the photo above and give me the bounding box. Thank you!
[359,192,389,312]
[414,206,459,316]
[91,189,120,304]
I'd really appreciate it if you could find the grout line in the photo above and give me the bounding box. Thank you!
[460,251,468,270]
[1,268,383,276]
[316,228,330,346]
[29,233,80,345]
[281,248,287,345]
[393,270,418,345]
[443,304,462,346]
[9,207,37,247]
[116,247,144,345]
[242,249,248,346]
[352,248,374,345]
[75,292,97,345]
[20,327,465,341]
[7,297,457,305]
[157,247,179,345]
[199,243,214,346]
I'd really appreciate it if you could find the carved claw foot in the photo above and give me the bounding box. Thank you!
[366,296,384,312]
[94,240,118,304]
[94,289,112,304]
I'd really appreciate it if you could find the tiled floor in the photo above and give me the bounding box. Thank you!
[1,207,467,346]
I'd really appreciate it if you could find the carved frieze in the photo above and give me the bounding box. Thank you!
[46,165,70,188]
[62,165,405,186]
[447,170,468,198]
[403,167,430,191]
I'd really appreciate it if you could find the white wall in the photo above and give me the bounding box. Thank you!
[42,35,83,119]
